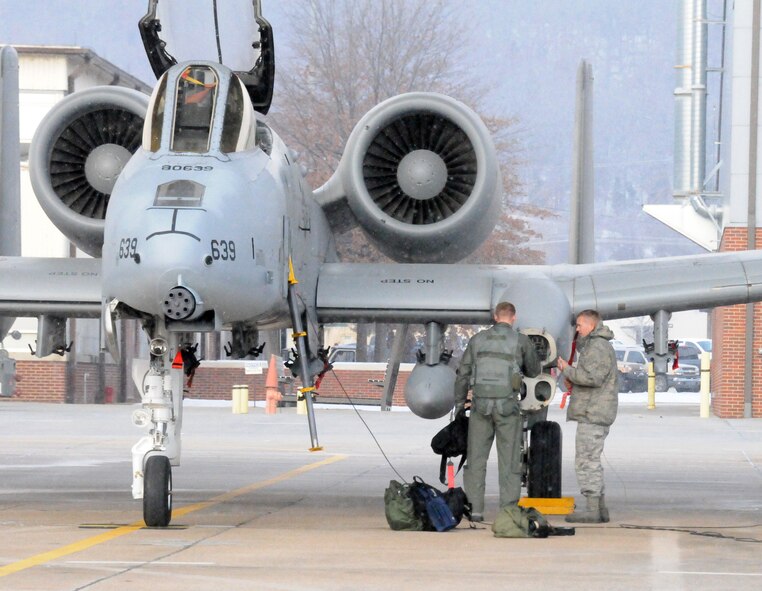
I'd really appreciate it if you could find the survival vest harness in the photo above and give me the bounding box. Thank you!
[472,327,522,397]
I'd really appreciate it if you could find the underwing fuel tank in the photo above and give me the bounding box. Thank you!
[404,362,456,419]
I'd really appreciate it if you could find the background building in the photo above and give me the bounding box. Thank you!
[3,46,150,402]
[710,1,762,418]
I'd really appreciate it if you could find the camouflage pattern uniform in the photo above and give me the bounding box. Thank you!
[561,323,618,498]
[454,322,541,515]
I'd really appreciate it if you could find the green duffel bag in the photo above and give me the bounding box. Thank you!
[384,480,423,531]
[492,505,551,538]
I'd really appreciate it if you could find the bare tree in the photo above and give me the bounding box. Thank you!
[269,0,547,359]
[273,0,470,184]
[271,0,545,259]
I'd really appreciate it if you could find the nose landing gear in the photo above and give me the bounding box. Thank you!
[131,328,186,527]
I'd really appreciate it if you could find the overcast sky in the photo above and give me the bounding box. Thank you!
[1,0,713,261]
[0,1,296,84]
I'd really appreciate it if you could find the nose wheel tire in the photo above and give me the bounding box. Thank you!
[527,420,562,498]
[143,455,172,527]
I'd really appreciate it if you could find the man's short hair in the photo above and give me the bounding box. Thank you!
[494,301,516,317]
[577,309,601,323]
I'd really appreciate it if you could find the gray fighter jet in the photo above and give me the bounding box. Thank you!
[2,2,762,527]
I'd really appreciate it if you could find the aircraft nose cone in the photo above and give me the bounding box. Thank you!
[162,286,197,320]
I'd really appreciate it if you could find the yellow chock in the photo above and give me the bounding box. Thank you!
[519,497,575,515]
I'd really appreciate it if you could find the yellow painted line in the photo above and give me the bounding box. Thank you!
[172,454,346,518]
[0,454,346,578]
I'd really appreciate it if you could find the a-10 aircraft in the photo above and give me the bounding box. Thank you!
[2,0,762,527]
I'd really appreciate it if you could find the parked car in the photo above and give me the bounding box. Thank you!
[669,363,701,392]
[614,345,700,392]
[614,346,649,393]
[327,344,356,363]
[678,339,711,362]
[672,340,707,392]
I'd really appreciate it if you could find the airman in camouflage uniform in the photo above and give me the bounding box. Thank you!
[454,302,541,522]
[557,309,618,523]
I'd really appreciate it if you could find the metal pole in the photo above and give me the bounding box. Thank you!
[714,0,729,193]
[424,321,445,366]
[745,0,761,419]
[0,46,20,257]
[690,0,708,194]
[699,352,711,418]
[381,324,407,411]
[0,46,20,341]
[569,59,595,264]
[651,309,672,376]
[674,0,694,197]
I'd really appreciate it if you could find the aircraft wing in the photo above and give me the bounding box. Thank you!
[316,249,762,325]
[0,257,102,318]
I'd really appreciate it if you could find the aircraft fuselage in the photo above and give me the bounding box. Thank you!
[101,62,335,332]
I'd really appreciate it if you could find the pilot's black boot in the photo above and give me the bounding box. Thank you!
[565,495,604,523]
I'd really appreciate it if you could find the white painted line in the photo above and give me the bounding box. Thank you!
[741,450,762,478]
[66,561,216,566]
[660,571,762,577]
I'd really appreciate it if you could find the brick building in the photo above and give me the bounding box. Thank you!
[7,359,414,408]
[710,2,762,418]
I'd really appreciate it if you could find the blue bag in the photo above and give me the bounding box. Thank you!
[409,476,458,532]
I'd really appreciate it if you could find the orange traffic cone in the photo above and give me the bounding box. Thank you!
[265,354,282,414]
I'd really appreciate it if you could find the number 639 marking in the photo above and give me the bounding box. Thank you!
[119,238,137,259]
[210,239,236,261]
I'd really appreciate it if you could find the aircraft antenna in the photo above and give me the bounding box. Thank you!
[212,0,224,64]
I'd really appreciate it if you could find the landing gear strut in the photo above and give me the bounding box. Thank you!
[131,325,186,527]
[286,258,322,451]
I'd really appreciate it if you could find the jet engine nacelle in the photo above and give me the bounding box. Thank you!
[29,86,149,256]
[404,361,456,419]
[337,92,501,263]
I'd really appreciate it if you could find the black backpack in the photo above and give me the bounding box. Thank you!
[430,409,469,484]
[442,486,472,525]
[408,476,458,532]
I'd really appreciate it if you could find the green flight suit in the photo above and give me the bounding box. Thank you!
[454,322,542,514]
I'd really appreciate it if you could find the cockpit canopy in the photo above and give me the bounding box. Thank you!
[142,62,267,155]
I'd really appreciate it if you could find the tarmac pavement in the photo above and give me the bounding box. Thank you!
[0,394,760,590]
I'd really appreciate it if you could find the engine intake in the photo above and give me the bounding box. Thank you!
[338,93,501,263]
[29,86,149,256]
